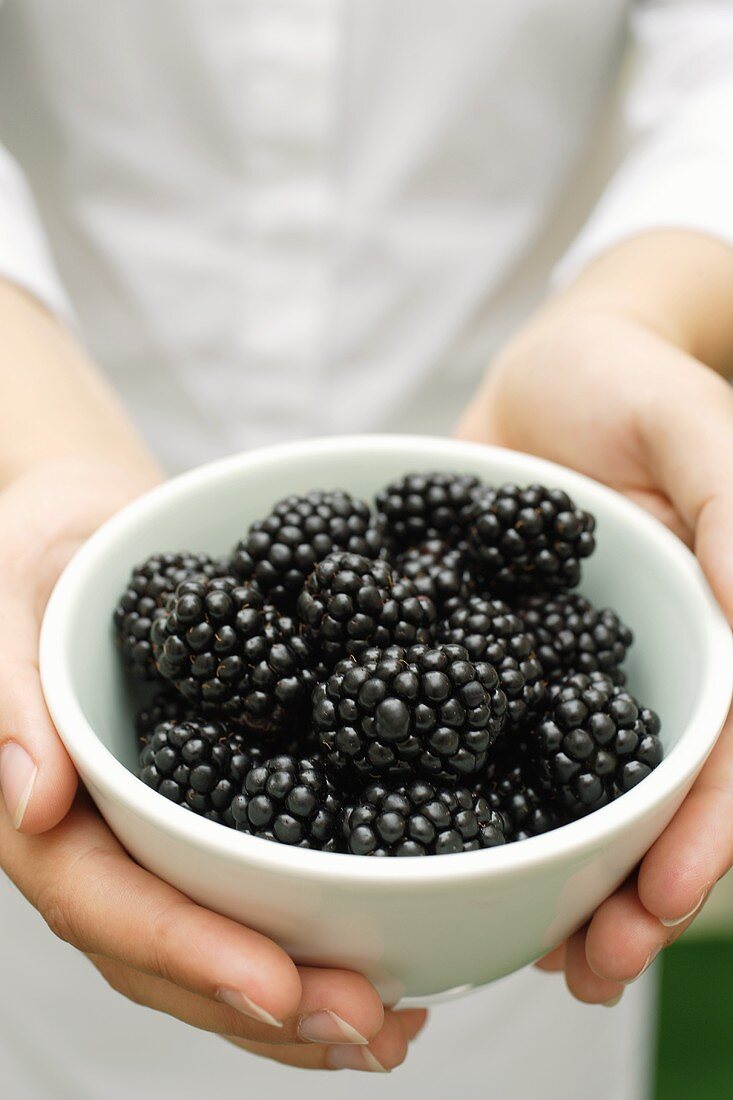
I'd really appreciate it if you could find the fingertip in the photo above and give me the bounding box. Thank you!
[296,967,385,1042]
[1,737,78,835]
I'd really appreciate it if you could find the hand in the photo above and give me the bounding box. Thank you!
[0,459,426,1071]
[457,242,733,1007]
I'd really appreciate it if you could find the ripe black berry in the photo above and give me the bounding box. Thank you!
[482,751,564,841]
[114,552,221,680]
[394,540,472,612]
[342,779,506,856]
[441,596,546,731]
[230,755,340,848]
[376,472,480,547]
[530,673,663,817]
[297,552,436,665]
[518,591,632,684]
[231,491,381,610]
[138,718,260,823]
[312,643,507,783]
[464,484,595,590]
[150,575,265,716]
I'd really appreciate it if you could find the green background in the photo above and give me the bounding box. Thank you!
[654,937,733,1099]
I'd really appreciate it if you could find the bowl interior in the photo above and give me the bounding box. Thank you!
[59,437,713,781]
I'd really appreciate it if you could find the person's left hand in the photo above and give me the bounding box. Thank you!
[457,238,733,1006]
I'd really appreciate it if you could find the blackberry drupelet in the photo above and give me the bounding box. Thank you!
[441,596,546,731]
[150,575,265,716]
[376,472,480,548]
[114,551,220,680]
[231,490,381,610]
[394,539,472,612]
[229,754,340,848]
[483,752,563,841]
[530,672,663,817]
[342,779,506,856]
[138,718,260,824]
[297,552,436,665]
[312,642,507,783]
[464,484,595,591]
[518,591,632,684]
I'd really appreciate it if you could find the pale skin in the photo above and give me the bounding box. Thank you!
[0,227,732,1068]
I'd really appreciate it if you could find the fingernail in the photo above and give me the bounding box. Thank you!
[0,743,37,829]
[298,1010,368,1045]
[326,1046,390,1072]
[660,891,708,928]
[216,988,283,1028]
[630,945,662,982]
[603,994,623,1008]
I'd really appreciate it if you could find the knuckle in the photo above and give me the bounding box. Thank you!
[41,894,80,948]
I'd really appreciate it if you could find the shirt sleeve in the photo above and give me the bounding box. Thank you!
[554,0,733,286]
[0,141,75,324]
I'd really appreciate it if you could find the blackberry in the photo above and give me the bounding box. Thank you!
[229,754,340,849]
[376,472,480,547]
[138,718,260,823]
[342,779,506,856]
[135,688,194,743]
[231,490,381,611]
[150,575,265,717]
[297,552,436,665]
[530,673,663,817]
[114,552,221,680]
[441,596,546,731]
[394,539,472,612]
[239,608,317,736]
[483,752,563,841]
[518,591,632,685]
[464,484,595,591]
[312,643,507,783]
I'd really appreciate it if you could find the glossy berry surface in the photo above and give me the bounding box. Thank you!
[297,551,436,665]
[531,672,663,817]
[342,779,506,856]
[464,484,595,591]
[312,643,507,783]
[229,754,340,848]
[441,596,546,731]
[376,471,480,547]
[518,591,632,684]
[231,490,381,610]
[114,552,221,680]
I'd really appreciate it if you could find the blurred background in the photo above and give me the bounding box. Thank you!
[653,879,733,1098]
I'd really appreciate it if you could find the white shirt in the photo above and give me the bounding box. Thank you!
[1,1,732,1096]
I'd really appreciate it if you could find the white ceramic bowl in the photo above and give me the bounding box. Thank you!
[40,436,733,1005]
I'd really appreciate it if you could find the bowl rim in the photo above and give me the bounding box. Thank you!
[40,434,733,886]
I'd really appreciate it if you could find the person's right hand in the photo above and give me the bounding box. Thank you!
[0,458,426,1073]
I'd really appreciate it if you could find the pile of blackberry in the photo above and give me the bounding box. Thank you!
[115,472,663,856]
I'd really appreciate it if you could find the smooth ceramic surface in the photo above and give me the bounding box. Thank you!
[40,436,733,1004]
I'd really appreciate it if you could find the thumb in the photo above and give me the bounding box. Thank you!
[0,585,78,833]
[638,348,733,624]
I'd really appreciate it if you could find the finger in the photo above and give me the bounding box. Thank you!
[637,347,733,619]
[394,1008,429,1042]
[585,877,702,985]
[2,796,301,1027]
[621,488,691,547]
[0,588,78,833]
[226,1009,410,1072]
[564,926,625,1006]
[534,943,566,972]
[91,956,395,1049]
[636,709,733,926]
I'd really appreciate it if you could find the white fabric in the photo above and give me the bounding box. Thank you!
[0,0,728,1096]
